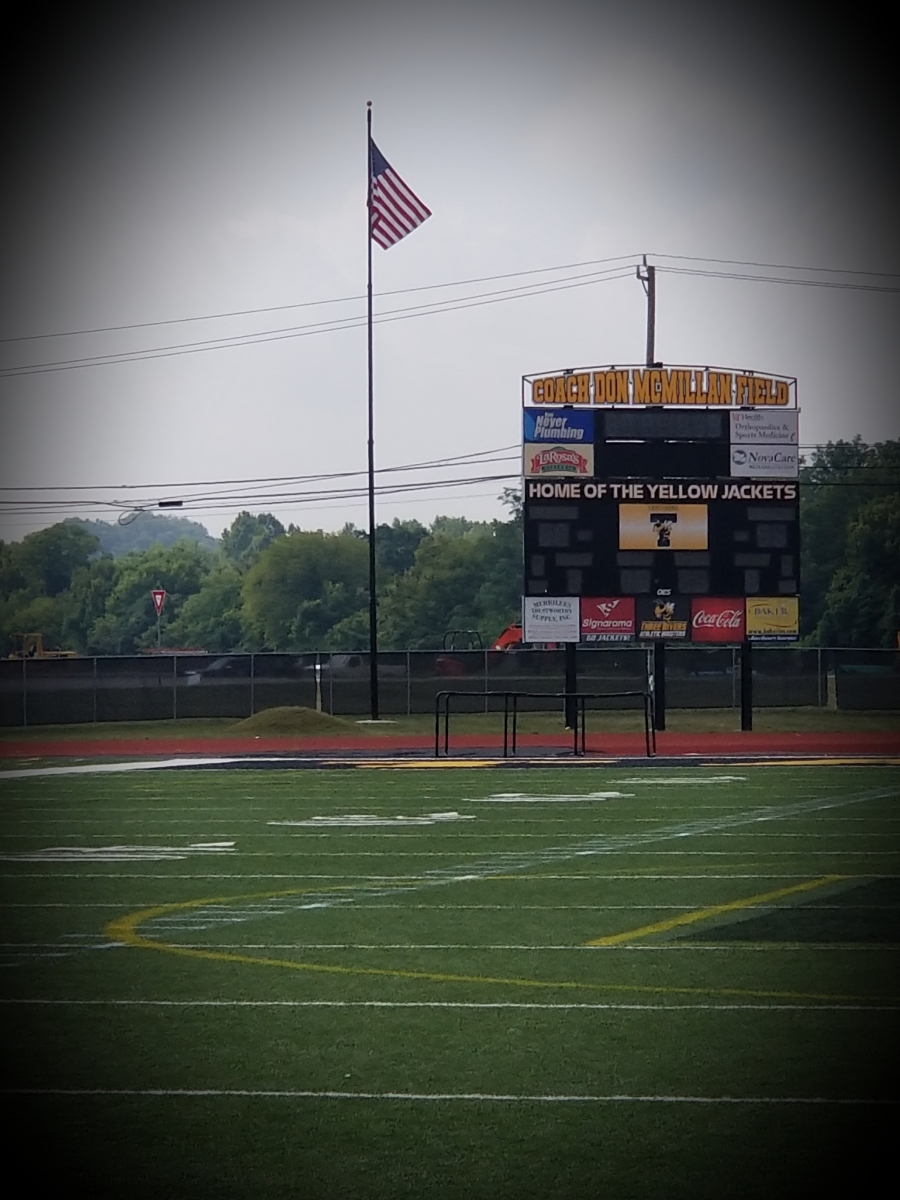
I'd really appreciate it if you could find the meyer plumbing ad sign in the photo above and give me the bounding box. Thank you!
[523,596,580,643]
[619,504,708,551]
[524,408,593,443]
[580,597,635,642]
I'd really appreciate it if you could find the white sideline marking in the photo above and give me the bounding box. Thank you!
[269,812,475,827]
[0,843,235,863]
[467,792,633,803]
[1,873,890,882]
[0,757,268,780]
[3,1087,892,1104]
[614,777,748,785]
[2,999,896,1011]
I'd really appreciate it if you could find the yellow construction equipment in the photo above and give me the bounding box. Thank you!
[7,633,78,659]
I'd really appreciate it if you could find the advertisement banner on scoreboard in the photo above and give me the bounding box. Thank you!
[745,597,799,641]
[580,597,635,641]
[619,504,708,551]
[636,597,690,639]
[691,598,745,641]
[523,596,580,643]
[523,408,593,443]
[524,444,594,477]
[728,445,799,478]
[730,410,798,444]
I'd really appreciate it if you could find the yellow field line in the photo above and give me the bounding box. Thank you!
[103,874,894,1004]
[585,875,848,947]
[359,760,498,769]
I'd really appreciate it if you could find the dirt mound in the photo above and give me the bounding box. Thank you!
[230,706,355,736]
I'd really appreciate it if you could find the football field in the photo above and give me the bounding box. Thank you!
[1,761,898,1198]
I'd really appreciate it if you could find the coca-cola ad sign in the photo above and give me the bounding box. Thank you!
[581,597,635,642]
[691,598,745,642]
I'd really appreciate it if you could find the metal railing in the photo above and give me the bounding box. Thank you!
[433,689,656,758]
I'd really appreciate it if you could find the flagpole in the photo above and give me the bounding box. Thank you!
[366,101,380,721]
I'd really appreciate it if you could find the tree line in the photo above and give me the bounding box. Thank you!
[0,508,522,655]
[1,441,897,654]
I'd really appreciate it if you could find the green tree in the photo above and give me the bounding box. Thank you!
[221,512,285,570]
[60,556,118,652]
[339,519,428,579]
[800,439,900,639]
[815,492,900,647]
[87,540,216,654]
[379,519,521,649]
[13,523,100,597]
[242,530,369,650]
[163,564,248,652]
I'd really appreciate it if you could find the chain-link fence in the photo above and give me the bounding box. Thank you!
[0,647,897,727]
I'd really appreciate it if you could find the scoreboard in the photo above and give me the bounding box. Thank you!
[521,365,800,643]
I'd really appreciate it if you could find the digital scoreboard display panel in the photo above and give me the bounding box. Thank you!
[520,365,800,641]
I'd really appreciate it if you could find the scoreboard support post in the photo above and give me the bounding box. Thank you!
[564,642,577,728]
[652,641,667,731]
[740,640,753,731]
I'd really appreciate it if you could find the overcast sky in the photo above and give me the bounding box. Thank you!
[1,0,896,542]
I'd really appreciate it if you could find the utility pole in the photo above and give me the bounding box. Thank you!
[637,254,656,367]
[636,255,665,731]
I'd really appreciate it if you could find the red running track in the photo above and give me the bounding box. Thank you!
[1,730,898,760]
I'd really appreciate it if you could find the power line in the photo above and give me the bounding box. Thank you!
[652,253,900,279]
[0,254,641,344]
[656,265,900,294]
[0,446,520,494]
[4,251,896,345]
[0,471,521,519]
[0,268,635,378]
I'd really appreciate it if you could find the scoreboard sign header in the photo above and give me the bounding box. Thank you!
[525,364,796,408]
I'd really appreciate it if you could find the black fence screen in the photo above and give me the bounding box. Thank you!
[0,647,897,727]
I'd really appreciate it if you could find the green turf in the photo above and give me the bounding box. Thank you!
[1,764,898,1198]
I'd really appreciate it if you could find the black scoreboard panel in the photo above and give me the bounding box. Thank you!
[593,409,731,479]
[523,492,799,598]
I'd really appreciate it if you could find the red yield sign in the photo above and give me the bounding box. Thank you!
[151,589,167,616]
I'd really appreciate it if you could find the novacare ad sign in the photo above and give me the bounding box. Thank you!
[523,596,580,643]
[729,445,799,479]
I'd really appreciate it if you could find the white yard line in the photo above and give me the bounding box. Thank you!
[2,1086,893,1104]
[2,998,896,1011]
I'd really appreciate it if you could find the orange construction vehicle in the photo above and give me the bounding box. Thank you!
[492,622,523,650]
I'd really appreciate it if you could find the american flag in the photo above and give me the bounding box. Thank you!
[369,140,431,249]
